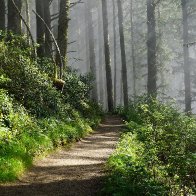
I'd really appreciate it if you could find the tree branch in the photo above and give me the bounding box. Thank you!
[32,9,64,78]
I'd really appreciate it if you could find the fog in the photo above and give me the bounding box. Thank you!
[3,0,196,112]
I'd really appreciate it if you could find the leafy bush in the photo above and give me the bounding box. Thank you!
[0,89,52,181]
[0,89,93,182]
[104,96,196,195]
[0,32,102,182]
[0,33,66,117]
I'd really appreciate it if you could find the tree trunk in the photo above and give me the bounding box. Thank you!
[181,0,191,113]
[117,0,128,107]
[56,0,70,79]
[25,0,30,43]
[44,0,52,57]
[36,0,45,57]
[112,0,117,107]
[98,1,105,107]
[147,0,157,96]
[0,0,5,31]
[86,1,98,102]
[8,0,22,34]
[101,0,114,112]
[130,0,136,99]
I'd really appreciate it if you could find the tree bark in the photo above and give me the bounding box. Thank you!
[101,0,114,112]
[8,0,22,34]
[0,0,5,31]
[44,0,52,57]
[117,0,128,107]
[181,0,191,112]
[130,0,136,99]
[36,0,45,57]
[56,0,70,79]
[86,1,98,102]
[25,0,30,43]
[147,0,157,96]
[112,0,117,107]
[98,1,104,106]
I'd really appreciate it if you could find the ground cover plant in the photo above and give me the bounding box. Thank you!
[0,32,102,182]
[104,96,196,195]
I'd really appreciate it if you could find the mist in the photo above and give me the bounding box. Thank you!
[1,0,196,112]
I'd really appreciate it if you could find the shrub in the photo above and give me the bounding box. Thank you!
[0,32,102,182]
[0,89,93,182]
[0,33,66,118]
[104,96,196,195]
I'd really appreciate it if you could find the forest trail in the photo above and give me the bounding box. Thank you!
[0,115,124,196]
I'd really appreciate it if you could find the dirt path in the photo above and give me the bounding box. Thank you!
[0,115,124,196]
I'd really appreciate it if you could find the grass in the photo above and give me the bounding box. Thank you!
[0,116,95,182]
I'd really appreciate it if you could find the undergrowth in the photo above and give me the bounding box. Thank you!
[0,32,102,182]
[103,96,196,195]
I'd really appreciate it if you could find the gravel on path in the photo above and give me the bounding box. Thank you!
[0,115,124,196]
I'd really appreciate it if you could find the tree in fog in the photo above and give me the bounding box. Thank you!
[181,0,191,113]
[117,0,128,107]
[0,0,5,31]
[102,0,114,112]
[8,0,22,34]
[147,0,157,96]
[36,0,45,57]
[129,0,136,98]
[24,0,30,43]
[112,0,117,107]
[56,0,70,79]
[44,0,52,57]
[97,0,105,105]
[85,0,98,101]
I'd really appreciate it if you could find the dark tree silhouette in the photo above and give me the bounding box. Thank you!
[8,0,22,34]
[36,0,45,57]
[102,0,114,112]
[0,0,5,31]
[147,0,157,96]
[56,0,70,79]
[181,0,191,113]
[117,0,128,107]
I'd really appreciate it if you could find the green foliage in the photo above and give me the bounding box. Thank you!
[62,70,103,124]
[0,33,102,182]
[0,89,51,181]
[0,89,93,182]
[104,96,196,195]
[0,33,65,117]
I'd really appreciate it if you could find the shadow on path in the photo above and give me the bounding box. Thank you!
[0,115,124,196]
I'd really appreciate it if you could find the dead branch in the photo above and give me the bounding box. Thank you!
[32,9,64,76]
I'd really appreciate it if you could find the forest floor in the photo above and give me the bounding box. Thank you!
[0,115,124,196]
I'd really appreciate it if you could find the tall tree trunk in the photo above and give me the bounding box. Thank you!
[25,0,30,43]
[117,0,128,107]
[181,0,191,113]
[157,4,166,95]
[112,0,117,107]
[147,0,157,96]
[101,0,114,112]
[36,0,45,57]
[44,0,52,57]
[56,0,70,79]
[130,0,136,99]
[98,1,104,106]
[86,1,98,102]
[0,0,5,31]
[8,0,22,34]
